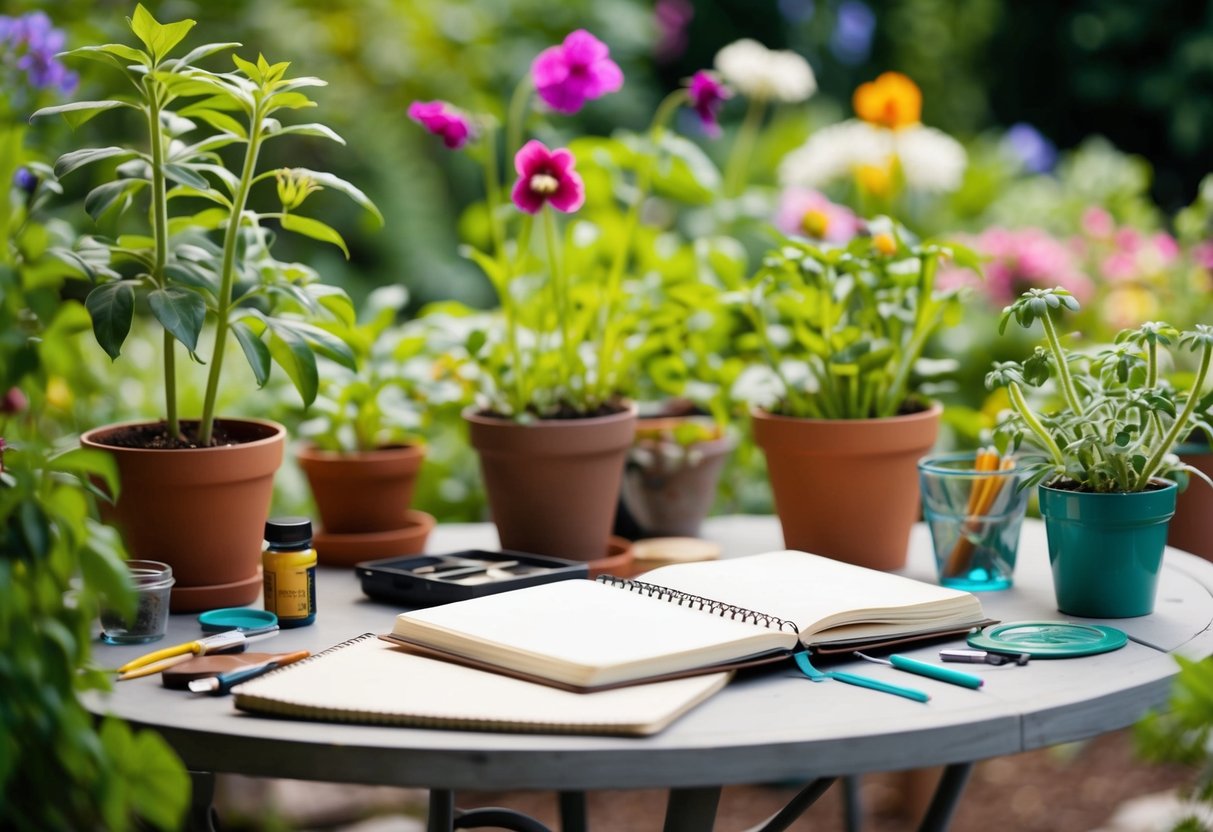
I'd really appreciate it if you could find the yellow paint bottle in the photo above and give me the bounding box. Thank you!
[262,517,316,628]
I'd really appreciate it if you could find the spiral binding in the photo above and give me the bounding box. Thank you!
[233,632,378,687]
[596,576,800,635]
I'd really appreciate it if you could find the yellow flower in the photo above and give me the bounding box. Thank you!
[873,232,897,256]
[853,72,922,130]
[46,376,72,411]
[854,161,895,199]
[800,209,831,238]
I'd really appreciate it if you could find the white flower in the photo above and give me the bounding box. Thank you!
[778,120,967,194]
[714,39,816,103]
[891,125,967,193]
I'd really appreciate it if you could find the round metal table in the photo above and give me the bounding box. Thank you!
[88,517,1213,831]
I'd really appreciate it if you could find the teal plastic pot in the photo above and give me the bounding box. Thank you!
[1038,481,1177,618]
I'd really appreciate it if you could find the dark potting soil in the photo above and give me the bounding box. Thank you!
[481,400,631,421]
[97,421,246,450]
[1048,478,1172,493]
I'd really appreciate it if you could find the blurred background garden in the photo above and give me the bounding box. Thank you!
[5,0,1212,525]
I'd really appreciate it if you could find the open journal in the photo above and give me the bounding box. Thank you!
[232,634,730,736]
[384,550,987,691]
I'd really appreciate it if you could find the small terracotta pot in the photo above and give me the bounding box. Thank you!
[751,404,942,570]
[1167,443,1213,561]
[465,405,637,561]
[621,431,734,538]
[81,418,286,612]
[297,443,424,534]
[313,509,436,567]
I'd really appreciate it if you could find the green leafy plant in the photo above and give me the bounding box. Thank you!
[299,286,426,453]
[740,219,977,419]
[34,4,382,445]
[1138,656,1213,832]
[986,287,1213,492]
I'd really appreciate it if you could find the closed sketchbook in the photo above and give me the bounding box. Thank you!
[384,550,987,691]
[232,634,730,737]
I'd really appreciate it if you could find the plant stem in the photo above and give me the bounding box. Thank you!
[745,290,814,417]
[1040,310,1083,416]
[146,77,178,438]
[1008,381,1066,469]
[542,207,574,400]
[1136,342,1212,489]
[506,77,533,163]
[479,126,526,413]
[595,89,687,401]
[722,95,766,198]
[199,104,266,445]
[881,252,939,417]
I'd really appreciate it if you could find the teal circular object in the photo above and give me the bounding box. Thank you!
[967,621,1128,658]
[198,608,278,633]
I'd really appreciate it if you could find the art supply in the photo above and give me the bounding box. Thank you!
[189,650,310,695]
[161,652,291,689]
[231,635,731,736]
[854,652,985,689]
[967,621,1128,659]
[940,648,1029,667]
[116,628,279,680]
[263,517,317,628]
[793,651,929,703]
[99,560,174,645]
[357,550,588,607]
[918,450,1027,591]
[198,608,278,633]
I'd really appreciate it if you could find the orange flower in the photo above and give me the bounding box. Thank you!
[853,72,921,130]
[873,232,898,256]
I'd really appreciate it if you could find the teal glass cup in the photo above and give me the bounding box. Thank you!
[918,452,1028,591]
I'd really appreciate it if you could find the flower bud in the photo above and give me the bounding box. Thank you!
[1,387,28,414]
[276,168,322,211]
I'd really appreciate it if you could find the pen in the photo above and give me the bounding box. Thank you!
[855,652,985,689]
[116,627,280,681]
[188,650,310,695]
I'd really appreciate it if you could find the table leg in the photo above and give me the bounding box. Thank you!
[429,790,456,832]
[663,786,721,832]
[842,775,862,832]
[185,771,218,832]
[747,777,837,832]
[915,762,973,832]
[558,791,588,832]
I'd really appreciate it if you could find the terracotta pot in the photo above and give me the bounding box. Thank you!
[297,443,424,534]
[621,431,734,538]
[465,405,637,561]
[313,509,436,567]
[751,404,942,570]
[81,419,286,612]
[1167,443,1213,560]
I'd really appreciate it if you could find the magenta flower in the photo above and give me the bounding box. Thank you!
[687,70,731,136]
[531,30,623,115]
[937,227,1094,305]
[511,141,585,215]
[774,188,861,243]
[407,100,473,150]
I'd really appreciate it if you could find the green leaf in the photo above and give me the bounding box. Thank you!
[49,448,122,500]
[232,319,271,387]
[54,147,137,179]
[163,163,210,190]
[267,122,345,144]
[164,261,217,295]
[64,43,149,67]
[266,91,316,110]
[280,214,350,258]
[85,282,135,360]
[268,325,319,406]
[274,319,358,370]
[126,730,190,830]
[231,53,262,83]
[17,500,51,558]
[79,531,134,618]
[177,107,247,138]
[175,41,241,67]
[30,100,134,129]
[287,168,383,225]
[148,287,206,352]
[307,284,356,326]
[129,5,196,62]
[85,179,148,222]
[128,4,159,52]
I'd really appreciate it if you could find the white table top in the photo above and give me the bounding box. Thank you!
[86,517,1213,791]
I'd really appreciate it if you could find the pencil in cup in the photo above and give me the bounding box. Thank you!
[917,450,1028,591]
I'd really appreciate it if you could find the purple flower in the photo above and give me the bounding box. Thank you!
[12,167,36,194]
[687,71,731,137]
[531,30,623,115]
[1003,123,1057,174]
[654,0,694,63]
[511,140,585,215]
[829,1,875,66]
[1,11,77,94]
[775,188,861,243]
[407,101,473,150]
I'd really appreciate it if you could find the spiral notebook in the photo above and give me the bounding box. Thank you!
[384,550,986,691]
[232,634,730,736]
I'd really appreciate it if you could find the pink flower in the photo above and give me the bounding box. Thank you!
[531,30,624,115]
[1,387,27,414]
[774,188,861,243]
[687,70,731,136]
[511,140,585,214]
[1151,232,1180,262]
[1193,241,1213,270]
[1081,206,1114,240]
[407,101,473,150]
[946,227,1093,305]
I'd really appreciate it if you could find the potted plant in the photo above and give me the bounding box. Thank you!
[741,219,977,569]
[409,32,733,568]
[987,287,1213,618]
[34,5,380,609]
[295,286,432,565]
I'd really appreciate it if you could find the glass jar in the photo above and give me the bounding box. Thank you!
[100,560,174,644]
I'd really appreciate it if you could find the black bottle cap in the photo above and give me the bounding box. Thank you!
[264,516,313,547]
